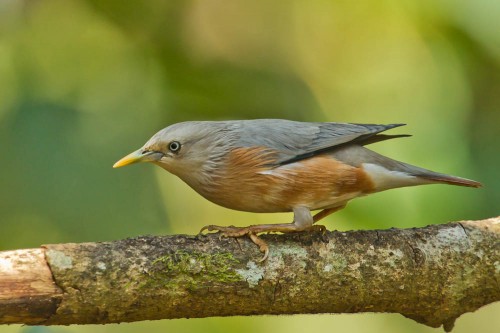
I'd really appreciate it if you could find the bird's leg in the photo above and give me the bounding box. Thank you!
[200,207,316,235]
[200,205,347,238]
[312,204,346,223]
[199,207,327,261]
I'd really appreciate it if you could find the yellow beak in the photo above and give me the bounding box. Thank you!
[113,149,164,168]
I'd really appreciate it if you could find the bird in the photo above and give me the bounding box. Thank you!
[113,119,481,260]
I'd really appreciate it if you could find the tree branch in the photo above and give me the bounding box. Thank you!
[1,217,498,331]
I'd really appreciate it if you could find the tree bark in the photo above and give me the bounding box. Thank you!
[0,217,498,331]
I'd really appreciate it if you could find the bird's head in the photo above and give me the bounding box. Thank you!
[113,122,232,184]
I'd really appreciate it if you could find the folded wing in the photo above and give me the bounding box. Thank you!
[235,119,407,166]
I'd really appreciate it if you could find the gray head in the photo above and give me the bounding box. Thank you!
[113,121,236,184]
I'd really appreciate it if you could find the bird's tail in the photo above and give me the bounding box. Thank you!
[416,172,482,188]
[334,145,482,190]
[381,157,483,189]
[357,130,482,188]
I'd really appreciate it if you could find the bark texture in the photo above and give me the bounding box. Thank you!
[0,217,498,331]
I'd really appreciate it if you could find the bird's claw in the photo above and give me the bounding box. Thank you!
[198,223,326,262]
[249,233,269,262]
[199,225,251,237]
[198,224,269,261]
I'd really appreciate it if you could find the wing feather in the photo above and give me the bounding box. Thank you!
[230,119,406,166]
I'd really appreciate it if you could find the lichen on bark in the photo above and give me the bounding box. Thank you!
[144,250,243,290]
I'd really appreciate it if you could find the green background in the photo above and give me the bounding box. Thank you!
[0,1,498,332]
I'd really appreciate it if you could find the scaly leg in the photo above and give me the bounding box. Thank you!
[313,205,346,223]
[200,206,345,261]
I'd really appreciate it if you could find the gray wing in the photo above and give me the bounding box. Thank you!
[231,119,406,166]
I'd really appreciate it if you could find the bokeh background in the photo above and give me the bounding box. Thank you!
[1,0,499,332]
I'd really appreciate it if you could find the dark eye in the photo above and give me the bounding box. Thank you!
[168,141,181,152]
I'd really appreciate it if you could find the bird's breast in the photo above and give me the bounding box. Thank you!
[193,147,376,213]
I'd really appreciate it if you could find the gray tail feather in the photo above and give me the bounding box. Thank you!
[396,160,482,188]
[334,145,482,188]
[416,173,482,188]
[400,161,482,188]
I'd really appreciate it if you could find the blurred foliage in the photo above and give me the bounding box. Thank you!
[0,0,498,332]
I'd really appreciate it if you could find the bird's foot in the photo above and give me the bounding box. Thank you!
[199,225,269,261]
[248,233,269,262]
[199,224,254,237]
[199,223,327,262]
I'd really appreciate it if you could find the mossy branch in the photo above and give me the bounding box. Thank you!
[0,217,499,331]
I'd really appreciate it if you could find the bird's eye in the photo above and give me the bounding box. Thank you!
[168,141,181,152]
